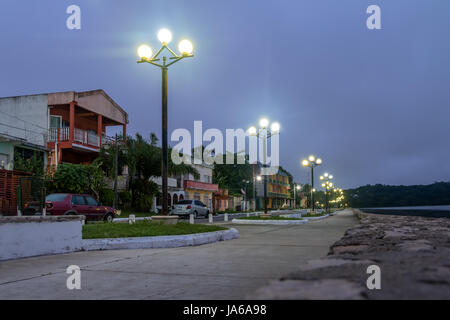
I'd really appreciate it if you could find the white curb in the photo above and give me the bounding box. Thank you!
[113,217,152,223]
[81,228,239,251]
[231,219,308,225]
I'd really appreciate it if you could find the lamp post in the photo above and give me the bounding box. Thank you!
[137,29,194,216]
[293,184,301,209]
[320,173,333,213]
[248,119,280,216]
[255,175,262,210]
[301,156,322,213]
[242,179,250,211]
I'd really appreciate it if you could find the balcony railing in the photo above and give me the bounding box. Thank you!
[48,127,100,148]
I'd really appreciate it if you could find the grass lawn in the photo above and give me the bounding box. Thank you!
[238,216,303,221]
[302,213,328,218]
[82,221,227,239]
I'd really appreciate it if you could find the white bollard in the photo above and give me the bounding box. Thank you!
[189,214,195,224]
[129,214,136,224]
[224,213,228,222]
[246,212,250,217]
[208,214,213,224]
[82,219,85,226]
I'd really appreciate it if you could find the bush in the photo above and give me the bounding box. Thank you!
[119,191,132,209]
[100,188,115,206]
[135,194,153,212]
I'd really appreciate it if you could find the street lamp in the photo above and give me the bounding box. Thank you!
[320,173,334,213]
[293,184,301,209]
[301,155,322,213]
[248,119,280,215]
[137,29,194,216]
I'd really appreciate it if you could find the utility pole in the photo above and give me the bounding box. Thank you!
[113,134,119,210]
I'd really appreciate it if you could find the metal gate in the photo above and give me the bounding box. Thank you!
[18,176,45,216]
[0,170,31,216]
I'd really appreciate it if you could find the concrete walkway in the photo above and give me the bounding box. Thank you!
[0,209,357,299]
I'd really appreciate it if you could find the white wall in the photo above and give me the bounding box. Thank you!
[0,216,83,261]
[0,94,49,146]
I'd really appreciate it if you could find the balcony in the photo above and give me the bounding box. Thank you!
[48,127,101,148]
[184,180,219,192]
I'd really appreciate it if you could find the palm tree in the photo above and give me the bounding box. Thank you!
[98,133,198,211]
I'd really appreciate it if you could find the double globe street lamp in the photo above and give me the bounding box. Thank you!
[137,29,194,216]
[301,155,322,213]
[248,119,280,215]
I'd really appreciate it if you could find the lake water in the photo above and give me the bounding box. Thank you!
[364,205,450,211]
[362,205,450,218]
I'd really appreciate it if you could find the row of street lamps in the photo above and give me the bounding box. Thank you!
[136,29,344,216]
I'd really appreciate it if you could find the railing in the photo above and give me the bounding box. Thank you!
[48,128,70,142]
[48,127,100,148]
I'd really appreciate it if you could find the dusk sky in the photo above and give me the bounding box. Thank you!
[1,0,449,188]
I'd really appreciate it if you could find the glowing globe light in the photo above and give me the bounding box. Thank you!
[302,160,309,167]
[259,118,269,128]
[270,122,280,133]
[157,28,173,44]
[137,44,153,60]
[178,39,194,55]
[316,158,322,165]
[308,155,316,162]
[248,126,257,136]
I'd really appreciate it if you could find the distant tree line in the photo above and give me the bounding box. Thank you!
[344,182,450,208]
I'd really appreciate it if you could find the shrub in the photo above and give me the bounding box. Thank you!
[100,188,115,206]
[119,191,132,209]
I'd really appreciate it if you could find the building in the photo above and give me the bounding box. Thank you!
[151,176,185,213]
[214,188,230,212]
[181,162,218,211]
[256,170,293,209]
[0,90,128,170]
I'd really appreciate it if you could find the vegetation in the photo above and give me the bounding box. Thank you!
[302,212,328,218]
[97,133,199,212]
[13,150,45,176]
[82,221,227,239]
[238,216,303,220]
[46,162,105,200]
[213,153,255,197]
[345,182,450,208]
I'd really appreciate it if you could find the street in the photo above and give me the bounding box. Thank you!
[0,210,357,299]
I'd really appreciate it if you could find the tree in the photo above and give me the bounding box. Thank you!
[47,162,105,200]
[97,133,199,211]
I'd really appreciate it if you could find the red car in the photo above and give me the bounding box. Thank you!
[45,193,118,222]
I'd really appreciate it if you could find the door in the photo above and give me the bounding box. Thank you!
[71,195,89,217]
[195,200,207,216]
[84,196,103,220]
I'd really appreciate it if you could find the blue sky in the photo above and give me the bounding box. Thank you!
[1,0,449,188]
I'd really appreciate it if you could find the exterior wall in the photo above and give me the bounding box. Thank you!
[0,94,49,147]
[0,216,83,261]
[0,142,14,170]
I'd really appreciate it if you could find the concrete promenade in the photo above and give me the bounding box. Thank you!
[0,210,357,299]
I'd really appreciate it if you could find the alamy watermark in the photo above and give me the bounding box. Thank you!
[66,265,81,290]
[171,121,280,175]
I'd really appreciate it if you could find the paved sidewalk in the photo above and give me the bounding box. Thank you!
[0,210,357,300]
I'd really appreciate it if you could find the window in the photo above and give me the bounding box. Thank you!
[194,192,201,200]
[203,194,209,206]
[177,200,192,205]
[72,195,86,205]
[195,200,205,207]
[46,194,68,202]
[50,115,62,128]
[84,196,98,206]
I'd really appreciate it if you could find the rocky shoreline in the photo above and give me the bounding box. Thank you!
[253,209,450,299]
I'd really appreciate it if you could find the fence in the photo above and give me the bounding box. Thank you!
[0,170,32,216]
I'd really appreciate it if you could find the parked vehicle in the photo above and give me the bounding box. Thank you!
[171,199,209,218]
[45,193,118,222]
